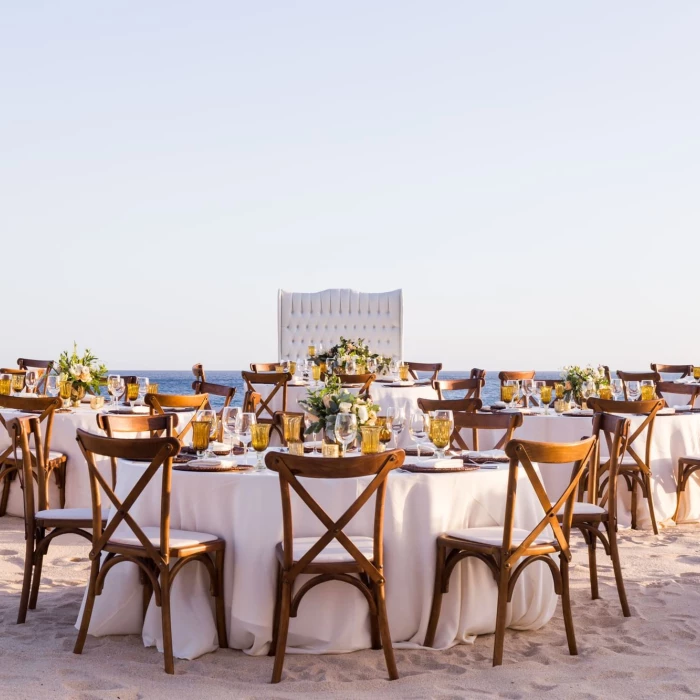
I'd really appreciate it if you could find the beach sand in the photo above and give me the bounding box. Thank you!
[1,516,699,700]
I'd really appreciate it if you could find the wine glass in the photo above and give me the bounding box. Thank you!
[46,375,60,398]
[195,409,216,458]
[389,357,399,378]
[222,406,241,455]
[430,410,453,459]
[304,414,321,454]
[522,379,535,407]
[627,381,640,401]
[126,382,139,408]
[640,379,655,401]
[335,413,357,457]
[376,416,393,448]
[538,384,553,415]
[107,375,121,408]
[250,423,271,470]
[236,412,256,465]
[137,377,149,405]
[11,374,25,396]
[346,357,357,375]
[409,412,428,458]
[115,378,126,405]
[387,406,405,448]
[367,358,378,374]
[611,378,624,401]
[25,371,38,395]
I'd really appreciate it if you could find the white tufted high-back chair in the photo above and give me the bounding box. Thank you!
[278,289,403,361]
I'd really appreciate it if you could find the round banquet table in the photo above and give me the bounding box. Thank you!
[76,455,557,660]
[471,411,700,528]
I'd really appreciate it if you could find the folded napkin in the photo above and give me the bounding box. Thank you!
[675,377,696,384]
[463,449,508,460]
[672,405,692,412]
[658,407,676,415]
[413,458,464,470]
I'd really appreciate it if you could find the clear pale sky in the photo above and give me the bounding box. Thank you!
[2,2,698,371]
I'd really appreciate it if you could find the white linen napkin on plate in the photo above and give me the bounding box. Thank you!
[414,458,464,469]
[462,449,507,460]
[672,405,692,412]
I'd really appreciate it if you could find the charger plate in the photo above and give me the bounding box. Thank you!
[400,463,480,474]
[174,459,252,473]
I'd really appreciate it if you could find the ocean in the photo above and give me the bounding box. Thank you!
[112,370,563,409]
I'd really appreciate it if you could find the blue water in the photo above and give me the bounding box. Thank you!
[112,370,563,409]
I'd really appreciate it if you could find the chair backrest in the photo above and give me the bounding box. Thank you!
[501,437,596,566]
[17,358,54,394]
[498,370,535,383]
[240,371,291,422]
[433,377,484,401]
[250,362,279,372]
[616,370,660,399]
[527,378,564,407]
[243,391,262,414]
[470,368,486,380]
[586,398,664,469]
[264,449,405,578]
[586,412,630,520]
[76,429,181,564]
[417,397,482,414]
[336,373,376,398]
[406,362,442,383]
[192,363,206,382]
[656,381,700,408]
[144,393,208,441]
[451,410,523,451]
[191,380,236,411]
[0,396,61,474]
[650,363,693,379]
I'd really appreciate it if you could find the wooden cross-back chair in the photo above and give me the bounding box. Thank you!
[616,370,660,400]
[570,412,631,617]
[241,371,291,424]
[433,378,484,401]
[0,368,26,394]
[144,393,208,442]
[250,362,280,372]
[406,362,442,383]
[8,415,108,624]
[656,381,700,408]
[243,391,262,415]
[650,363,693,379]
[674,453,700,523]
[264,449,405,683]
[192,363,206,383]
[424,436,597,666]
[587,397,664,534]
[74,429,227,675]
[498,371,535,407]
[446,411,523,453]
[470,368,486,380]
[526,378,563,408]
[96,413,176,488]
[17,358,54,394]
[192,379,236,414]
[417,397,482,414]
[336,373,376,398]
[0,395,66,516]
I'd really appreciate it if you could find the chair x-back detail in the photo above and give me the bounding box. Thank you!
[616,371,660,400]
[241,371,292,424]
[8,415,107,623]
[417,397,482,415]
[447,411,523,453]
[17,358,54,394]
[74,430,227,674]
[192,379,236,414]
[144,393,209,442]
[424,437,596,666]
[250,363,280,372]
[0,395,66,516]
[264,449,405,683]
[656,381,700,408]
[587,398,664,534]
[650,364,693,379]
[406,362,442,383]
[335,373,376,398]
[433,378,484,401]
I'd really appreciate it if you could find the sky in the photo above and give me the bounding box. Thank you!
[1,2,698,371]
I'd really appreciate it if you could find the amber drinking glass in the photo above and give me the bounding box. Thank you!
[555,383,565,399]
[398,363,410,381]
[599,385,613,400]
[11,374,25,396]
[0,375,11,396]
[307,345,316,358]
[251,423,271,470]
[640,380,655,401]
[360,426,382,454]
[126,383,139,406]
[282,414,302,447]
[376,417,392,445]
[429,410,453,459]
[192,420,211,459]
[539,385,553,414]
[694,366,700,381]
[146,383,158,395]
[500,384,515,405]
[311,364,321,383]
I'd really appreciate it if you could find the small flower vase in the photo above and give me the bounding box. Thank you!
[70,382,86,407]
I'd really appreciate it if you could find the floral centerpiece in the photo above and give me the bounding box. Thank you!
[317,337,391,374]
[57,343,108,406]
[299,375,380,438]
[561,365,608,404]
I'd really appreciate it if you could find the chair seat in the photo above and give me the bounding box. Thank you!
[552,501,607,516]
[679,455,700,465]
[4,448,67,465]
[35,507,109,522]
[279,535,375,564]
[109,526,221,550]
[444,526,554,548]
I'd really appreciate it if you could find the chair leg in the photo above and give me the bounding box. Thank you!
[644,473,659,535]
[269,563,283,657]
[560,555,578,656]
[214,550,228,649]
[0,469,15,517]
[28,529,46,610]
[17,526,36,624]
[363,574,380,650]
[587,530,599,600]
[271,578,293,684]
[673,461,686,523]
[55,463,66,509]
[492,563,510,667]
[74,557,101,654]
[424,541,447,648]
[375,579,399,680]
[630,476,638,530]
[607,520,631,617]
[160,568,175,675]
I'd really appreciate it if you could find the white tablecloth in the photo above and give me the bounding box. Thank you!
[77,456,557,660]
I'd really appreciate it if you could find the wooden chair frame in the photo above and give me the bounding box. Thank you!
[144,393,208,442]
[406,362,442,383]
[587,398,664,534]
[192,380,236,412]
[424,437,596,666]
[336,373,376,398]
[656,381,700,408]
[74,429,227,674]
[674,456,700,522]
[17,358,54,395]
[0,395,65,516]
[192,363,206,383]
[241,372,291,424]
[650,363,693,379]
[264,449,405,683]
[250,362,280,372]
[616,371,660,400]
[447,411,523,452]
[417,397,481,415]
[433,378,484,401]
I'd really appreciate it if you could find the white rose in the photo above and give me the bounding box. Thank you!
[338,402,352,413]
[357,405,369,423]
[322,395,331,409]
[80,368,92,382]
[70,364,82,379]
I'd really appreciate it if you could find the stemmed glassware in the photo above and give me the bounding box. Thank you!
[25,371,38,395]
[611,378,624,400]
[538,383,553,414]
[522,379,535,406]
[334,413,357,457]
[222,406,241,456]
[627,381,640,401]
[429,410,453,459]
[640,379,655,401]
[46,375,60,398]
[236,412,256,465]
[194,409,216,458]
[304,414,321,454]
[107,375,121,408]
[11,374,25,396]
[387,406,404,448]
[409,412,429,458]
[59,380,72,408]
[250,423,271,471]
[346,357,357,375]
[136,377,149,405]
[192,415,212,460]
[501,380,518,408]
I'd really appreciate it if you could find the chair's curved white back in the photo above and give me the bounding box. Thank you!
[278,289,403,361]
